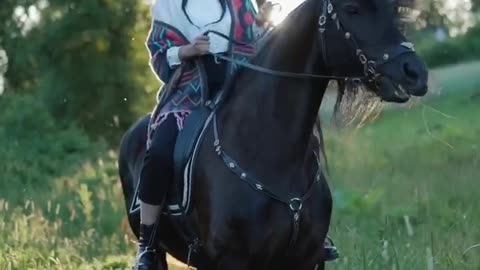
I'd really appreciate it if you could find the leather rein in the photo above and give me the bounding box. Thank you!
[206,0,416,84]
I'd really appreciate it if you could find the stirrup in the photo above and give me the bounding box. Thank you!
[324,236,340,262]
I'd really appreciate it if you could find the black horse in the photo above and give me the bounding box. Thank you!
[118,0,428,269]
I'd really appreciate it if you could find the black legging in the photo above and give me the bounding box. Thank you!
[139,55,226,205]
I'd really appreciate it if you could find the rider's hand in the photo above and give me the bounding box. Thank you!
[179,35,210,60]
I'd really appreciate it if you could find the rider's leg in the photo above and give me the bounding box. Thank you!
[203,55,226,98]
[140,201,161,226]
[134,114,179,270]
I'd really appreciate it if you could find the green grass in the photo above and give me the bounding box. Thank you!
[328,63,480,270]
[327,88,480,270]
[1,63,479,269]
[429,61,480,97]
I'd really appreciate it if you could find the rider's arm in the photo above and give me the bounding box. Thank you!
[163,34,211,70]
[148,0,192,81]
[146,22,186,82]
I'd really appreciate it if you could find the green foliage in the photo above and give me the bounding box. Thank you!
[33,0,152,140]
[0,93,124,232]
[0,93,132,268]
[418,24,480,68]
[0,0,40,92]
[0,94,92,195]
[0,1,158,142]
[472,0,480,12]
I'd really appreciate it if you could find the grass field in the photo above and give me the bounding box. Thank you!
[1,62,479,269]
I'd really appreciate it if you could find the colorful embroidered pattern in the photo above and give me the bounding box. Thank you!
[231,0,257,55]
[147,23,186,55]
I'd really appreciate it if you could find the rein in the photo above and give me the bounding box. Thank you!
[205,0,416,84]
[212,53,349,80]
[205,30,352,81]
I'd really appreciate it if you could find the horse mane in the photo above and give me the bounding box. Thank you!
[331,80,384,128]
[222,0,315,101]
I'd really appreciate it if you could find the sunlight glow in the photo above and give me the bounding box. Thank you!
[12,0,48,35]
[442,0,473,36]
[269,0,306,25]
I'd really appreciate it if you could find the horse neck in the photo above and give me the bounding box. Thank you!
[219,0,330,169]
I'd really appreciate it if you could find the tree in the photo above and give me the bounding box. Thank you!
[471,0,480,12]
[31,0,156,137]
[0,0,40,92]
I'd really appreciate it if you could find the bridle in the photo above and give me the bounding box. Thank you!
[207,0,416,84]
[317,0,416,84]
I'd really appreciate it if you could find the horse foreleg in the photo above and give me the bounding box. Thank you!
[314,262,325,270]
[156,251,168,270]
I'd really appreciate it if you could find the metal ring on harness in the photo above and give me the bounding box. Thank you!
[289,198,303,212]
[319,15,327,26]
[359,54,367,64]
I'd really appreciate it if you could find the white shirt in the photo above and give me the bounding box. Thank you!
[151,0,260,67]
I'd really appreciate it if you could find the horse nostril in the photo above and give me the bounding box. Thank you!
[403,62,419,81]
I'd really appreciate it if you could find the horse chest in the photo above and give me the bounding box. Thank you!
[203,193,324,256]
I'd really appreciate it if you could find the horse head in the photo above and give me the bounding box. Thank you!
[315,0,428,102]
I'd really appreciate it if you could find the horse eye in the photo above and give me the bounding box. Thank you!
[343,4,360,15]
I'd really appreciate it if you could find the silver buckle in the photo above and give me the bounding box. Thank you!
[327,3,333,14]
[318,15,327,26]
[401,42,415,52]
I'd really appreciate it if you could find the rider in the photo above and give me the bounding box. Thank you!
[135,1,338,269]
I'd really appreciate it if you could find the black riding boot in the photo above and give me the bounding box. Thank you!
[133,224,159,270]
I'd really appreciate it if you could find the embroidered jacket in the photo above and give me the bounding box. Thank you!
[146,0,260,121]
